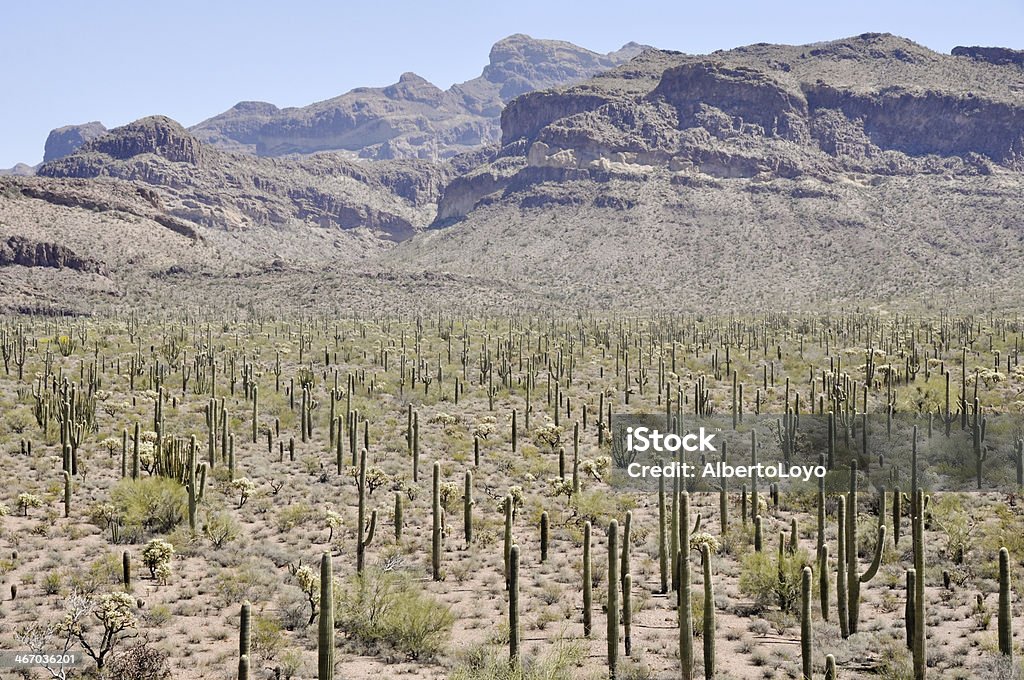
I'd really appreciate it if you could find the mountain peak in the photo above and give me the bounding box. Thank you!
[86,116,204,164]
[43,121,107,162]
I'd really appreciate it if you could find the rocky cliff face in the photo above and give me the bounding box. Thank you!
[952,45,1024,67]
[436,33,1023,220]
[37,115,448,241]
[395,34,1024,309]
[43,122,107,162]
[190,35,647,160]
[0,235,106,274]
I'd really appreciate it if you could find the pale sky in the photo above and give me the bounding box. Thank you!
[2,0,1021,167]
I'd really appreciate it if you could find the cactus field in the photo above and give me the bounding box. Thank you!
[2,312,1024,679]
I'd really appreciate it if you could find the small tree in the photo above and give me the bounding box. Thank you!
[22,590,139,672]
[324,509,342,543]
[232,478,257,508]
[141,539,174,582]
[18,492,44,517]
[293,564,319,625]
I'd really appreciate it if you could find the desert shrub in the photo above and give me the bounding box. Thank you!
[738,546,813,613]
[334,567,454,660]
[212,563,274,608]
[450,638,584,679]
[276,503,314,532]
[202,510,240,548]
[105,641,171,679]
[930,494,979,563]
[251,614,284,661]
[110,478,187,537]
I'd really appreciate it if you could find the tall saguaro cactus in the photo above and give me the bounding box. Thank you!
[679,491,693,680]
[318,553,334,680]
[356,448,377,574]
[999,546,1012,659]
[432,461,442,581]
[847,461,886,634]
[509,544,521,664]
[801,566,812,680]
[583,520,593,637]
[239,601,251,680]
[701,543,715,680]
[608,519,620,679]
[464,470,474,545]
[912,489,926,680]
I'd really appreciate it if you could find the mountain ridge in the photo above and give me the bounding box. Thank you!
[2,32,1024,313]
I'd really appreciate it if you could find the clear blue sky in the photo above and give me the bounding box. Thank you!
[2,0,1021,167]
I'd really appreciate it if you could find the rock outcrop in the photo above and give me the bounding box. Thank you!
[36,115,447,241]
[43,122,107,162]
[190,35,648,160]
[952,45,1024,67]
[0,235,106,274]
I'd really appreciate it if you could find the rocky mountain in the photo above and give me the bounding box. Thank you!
[190,35,648,159]
[43,122,108,162]
[35,115,447,241]
[0,163,36,176]
[3,33,1024,314]
[389,33,1024,308]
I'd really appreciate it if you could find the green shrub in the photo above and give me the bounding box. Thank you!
[450,638,584,679]
[110,477,187,537]
[334,567,454,660]
[738,546,813,613]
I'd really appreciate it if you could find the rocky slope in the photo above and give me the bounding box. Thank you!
[3,33,1024,314]
[190,35,647,159]
[389,33,1024,308]
[35,115,448,242]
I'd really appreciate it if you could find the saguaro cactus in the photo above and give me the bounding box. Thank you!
[583,520,593,637]
[432,462,442,581]
[509,544,521,664]
[356,448,377,574]
[540,511,549,562]
[623,572,633,657]
[608,519,620,679]
[679,491,693,680]
[318,553,334,680]
[999,546,1012,658]
[847,461,886,634]
[701,543,715,680]
[824,655,837,680]
[251,385,258,444]
[912,489,926,680]
[819,544,830,621]
[719,442,729,537]
[837,495,849,639]
[122,550,131,591]
[63,471,71,517]
[239,601,251,679]
[394,491,403,541]
[659,468,668,593]
[801,566,812,680]
[188,436,198,532]
[503,494,513,589]
[464,470,473,545]
[905,569,915,650]
[620,510,632,590]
